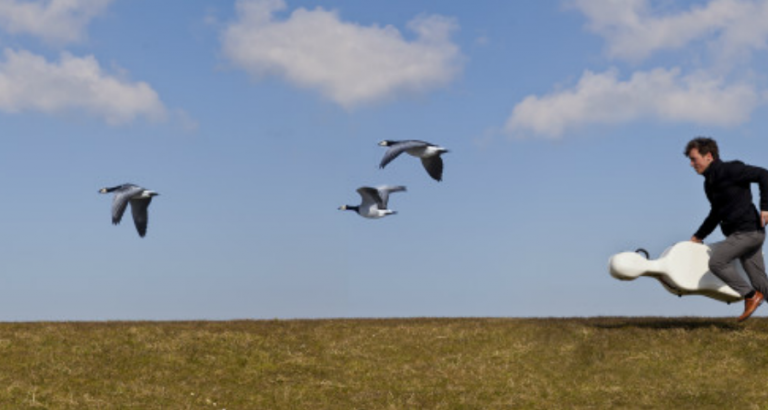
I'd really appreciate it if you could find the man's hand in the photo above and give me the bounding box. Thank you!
[691,236,703,244]
[762,211,768,227]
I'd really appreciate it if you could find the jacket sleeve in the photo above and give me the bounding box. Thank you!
[694,209,719,240]
[735,162,768,211]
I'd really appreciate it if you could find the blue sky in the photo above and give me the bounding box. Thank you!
[3,0,768,320]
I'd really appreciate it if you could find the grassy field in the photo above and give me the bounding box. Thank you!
[1,317,768,409]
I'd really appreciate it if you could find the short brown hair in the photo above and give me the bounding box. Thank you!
[685,137,719,161]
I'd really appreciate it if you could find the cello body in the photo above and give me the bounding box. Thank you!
[608,241,750,303]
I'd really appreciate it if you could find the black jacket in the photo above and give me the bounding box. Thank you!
[694,159,768,239]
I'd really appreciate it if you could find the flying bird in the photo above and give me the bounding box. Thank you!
[339,185,406,219]
[99,183,159,237]
[378,140,449,182]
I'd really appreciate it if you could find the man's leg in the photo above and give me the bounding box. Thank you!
[739,231,768,296]
[709,232,761,296]
[710,231,766,322]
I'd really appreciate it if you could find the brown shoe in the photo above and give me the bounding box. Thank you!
[738,291,764,322]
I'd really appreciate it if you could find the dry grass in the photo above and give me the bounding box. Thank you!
[1,317,767,409]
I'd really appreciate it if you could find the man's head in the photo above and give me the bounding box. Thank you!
[685,137,719,174]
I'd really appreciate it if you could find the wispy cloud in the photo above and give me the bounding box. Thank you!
[0,0,113,44]
[506,68,759,138]
[0,1,186,127]
[0,49,166,124]
[221,0,462,108]
[568,0,768,63]
[506,0,768,138]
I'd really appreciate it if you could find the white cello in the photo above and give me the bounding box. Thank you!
[608,241,750,303]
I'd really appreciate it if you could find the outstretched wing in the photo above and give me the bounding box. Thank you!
[356,187,384,209]
[130,197,153,237]
[421,156,444,182]
[376,185,406,208]
[379,140,428,169]
[111,185,143,224]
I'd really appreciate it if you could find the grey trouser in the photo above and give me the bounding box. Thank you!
[709,230,768,297]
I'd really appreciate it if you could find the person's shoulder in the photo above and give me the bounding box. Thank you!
[722,159,768,177]
[722,159,745,166]
[721,159,747,170]
[710,159,745,179]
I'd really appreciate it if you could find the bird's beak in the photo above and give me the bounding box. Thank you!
[378,141,386,146]
[338,205,346,210]
[98,188,107,194]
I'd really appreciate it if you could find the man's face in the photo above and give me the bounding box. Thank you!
[688,148,713,175]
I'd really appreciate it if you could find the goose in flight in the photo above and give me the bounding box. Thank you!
[99,183,159,237]
[378,140,449,182]
[339,185,406,219]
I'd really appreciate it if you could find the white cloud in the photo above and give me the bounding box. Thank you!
[0,0,112,44]
[222,0,462,108]
[0,48,166,124]
[505,68,760,138]
[173,109,199,133]
[506,0,768,138]
[569,0,768,63]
